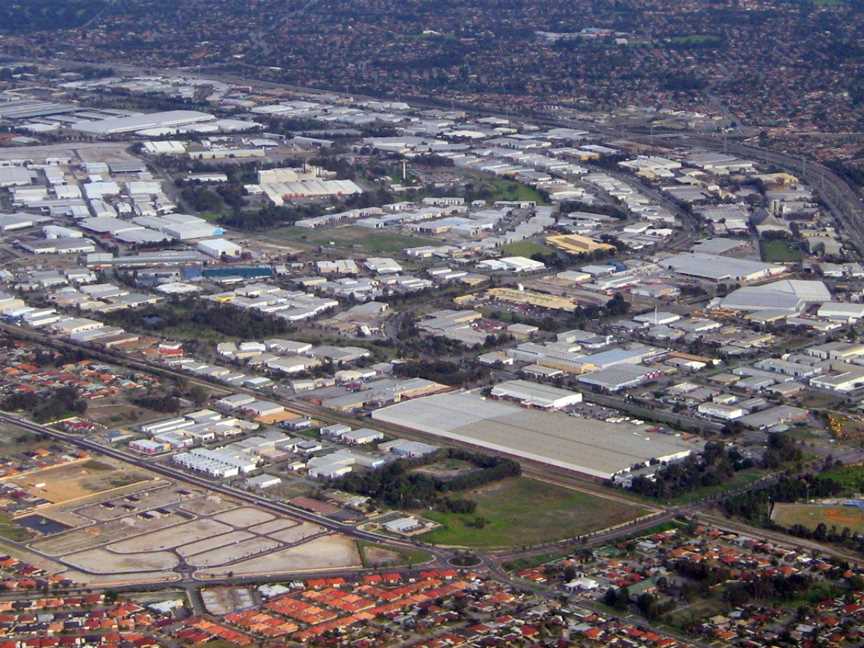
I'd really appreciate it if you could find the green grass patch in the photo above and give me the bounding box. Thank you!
[501,240,552,258]
[760,238,803,262]
[357,541,433,568]
[0,513,33,543]
[821,464,864,494]
[471,177,547,205]
[271,225,439,254]
[420,478,647,548]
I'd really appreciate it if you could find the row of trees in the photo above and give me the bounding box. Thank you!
[627,441,753,499]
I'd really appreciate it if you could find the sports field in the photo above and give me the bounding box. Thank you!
[772,503,864,534]
[420,477,647,548]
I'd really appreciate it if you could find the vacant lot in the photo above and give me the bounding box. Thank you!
[760,238,802,262]
[421,478,647,548]
[501,240,553,258]
[271,225,438,254]
[772,503,864,534]
[6,460,150,504]
[358,541,433,568]
[410,458,477,482]
[194,535,361,579]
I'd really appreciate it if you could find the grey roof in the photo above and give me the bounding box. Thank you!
[372,391,702,479]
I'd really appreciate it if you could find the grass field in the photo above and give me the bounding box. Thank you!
[420,478,647,548]
[474,178,547,205]
[760,238,802,262]
[0,512,33,543]
[821,464,864,494]
[357,541,433,568]
[501,240,553,258]
[772,503,864,534]
[271,225,438,254]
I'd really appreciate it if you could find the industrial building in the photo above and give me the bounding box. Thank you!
[719,280,831,314]
[661,253,784,283]
[71,110,216,136]
[372,391,702,480]
[490,380,582,409]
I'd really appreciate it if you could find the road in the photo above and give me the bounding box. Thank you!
[0,411,454,568]
[0,322,658,511]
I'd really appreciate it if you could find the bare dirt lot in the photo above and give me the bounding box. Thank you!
[6,460,150,505]
[63,547,179,574]
[107,518,233,552]
[194,534,360,579]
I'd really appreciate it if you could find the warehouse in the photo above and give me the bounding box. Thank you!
[817,302,864,323]
[719,280,831,313]
[810,367,864,393]
[661,253,783,283]
[0,167,36,188]
[490,380,582,409]
[372,391,702,480]
[0,213,52,231]
[577,365,657,392]
[197,238,242,259]
[71,110,216,136]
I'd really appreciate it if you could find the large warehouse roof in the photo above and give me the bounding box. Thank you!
[71,110,215,135]
[372,391,702,480]
[490,380,582,409]
[719,279,830,313]
[661,252,782,282]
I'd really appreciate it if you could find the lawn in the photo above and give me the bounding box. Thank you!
[420,478,647,548]
[760,238,802,263]
[772,503,864,534]
[501,240,553,258]
[271,225,438,254]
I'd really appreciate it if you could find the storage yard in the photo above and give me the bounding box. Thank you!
[372,391,703,480]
